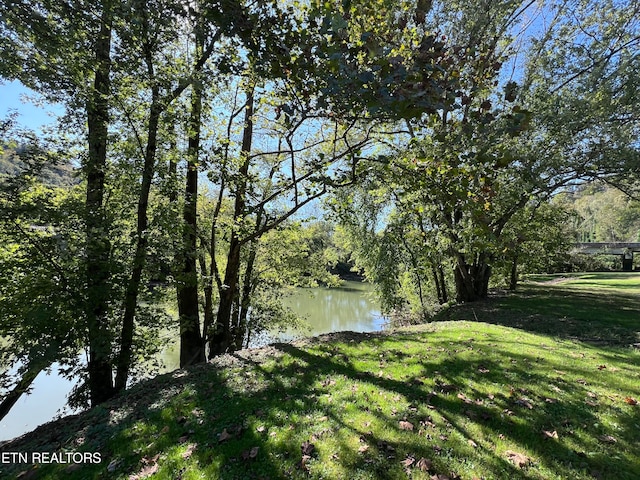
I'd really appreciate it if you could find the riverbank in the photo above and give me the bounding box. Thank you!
[1,273,639,479]
[0,281,382,443]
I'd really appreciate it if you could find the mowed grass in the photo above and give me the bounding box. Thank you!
[2,273,639,480]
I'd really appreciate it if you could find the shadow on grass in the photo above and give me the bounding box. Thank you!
[437,283,640,348]
[1,329,638,480]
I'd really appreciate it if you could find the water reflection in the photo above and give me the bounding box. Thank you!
[276,281,385,339]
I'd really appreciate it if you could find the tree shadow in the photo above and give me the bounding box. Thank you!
[437,283,640,347]
[0,331,638,479]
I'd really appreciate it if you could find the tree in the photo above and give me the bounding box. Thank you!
[0,0,266,404]
[333,0,640,306]
[0,132,85,419]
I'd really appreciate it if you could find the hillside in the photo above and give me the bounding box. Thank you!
[0,143,76,187]
[0,273,639,480]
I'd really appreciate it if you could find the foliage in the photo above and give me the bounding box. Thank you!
[331,0,640,309]
[0,176,84,400]
[557,182,640,243]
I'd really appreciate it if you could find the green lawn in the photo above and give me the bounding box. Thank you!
[2,273,639,480]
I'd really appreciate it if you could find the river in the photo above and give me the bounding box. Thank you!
[0,281,384,442]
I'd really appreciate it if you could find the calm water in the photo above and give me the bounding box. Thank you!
[0,282,383,441]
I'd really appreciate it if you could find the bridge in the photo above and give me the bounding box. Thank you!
[573,242,640,271]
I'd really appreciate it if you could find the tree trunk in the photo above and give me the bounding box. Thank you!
[438,265,448,303]
[432,264,444,304]
[0,363,48,422]
[209,87,254,357]
[210,240,241,356]
[454,254,491,303]
[509,252,518,291]
[234,238,258,350]
[178,41,206,367]
[85,1,114,406]
[114,95,162,391]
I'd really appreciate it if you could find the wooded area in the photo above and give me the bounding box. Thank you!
[0,0,638,422]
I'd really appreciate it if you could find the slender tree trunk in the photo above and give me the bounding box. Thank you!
[209,87,254,357]
[85,1,114,406]
[203,185,225,347]
[114,96,162,391]
[438,265,448,303]
[210,240,242,356]
[234,239,258,350]
[432,264,444,304]
[0,363,48,422]
[178,45,206,367]
[509,252,518,291]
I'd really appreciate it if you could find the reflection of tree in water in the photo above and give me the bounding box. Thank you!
[284,282,385,336]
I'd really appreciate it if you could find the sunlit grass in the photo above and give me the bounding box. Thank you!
[2,273,639,480]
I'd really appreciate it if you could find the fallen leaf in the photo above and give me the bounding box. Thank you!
[129,463,159,480]
[299,454,312,471]
[542,430,558,439]
[598,435,617,444]
[401,456,415,468]
[358,444,369,453]
[597,365,607,370]
[141,454,160,465]
[505,450,531,468]
[437,383,457,393]
[515,398,533,409]
[241,446,259,461]
[218,428,232,442]
[182,443,197,459]
[16,469,39,480]
[468,439,478,448]
[416,457,433,471]
[160,425,170,434]
[301,440,315,456]
[421,418,436,428]
[399,420,414,431]
[624,397,638,405]
[430,474,451,480]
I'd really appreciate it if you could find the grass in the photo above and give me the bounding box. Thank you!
[1,273,639,480]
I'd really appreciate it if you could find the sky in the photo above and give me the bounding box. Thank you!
[0,80,63,132]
